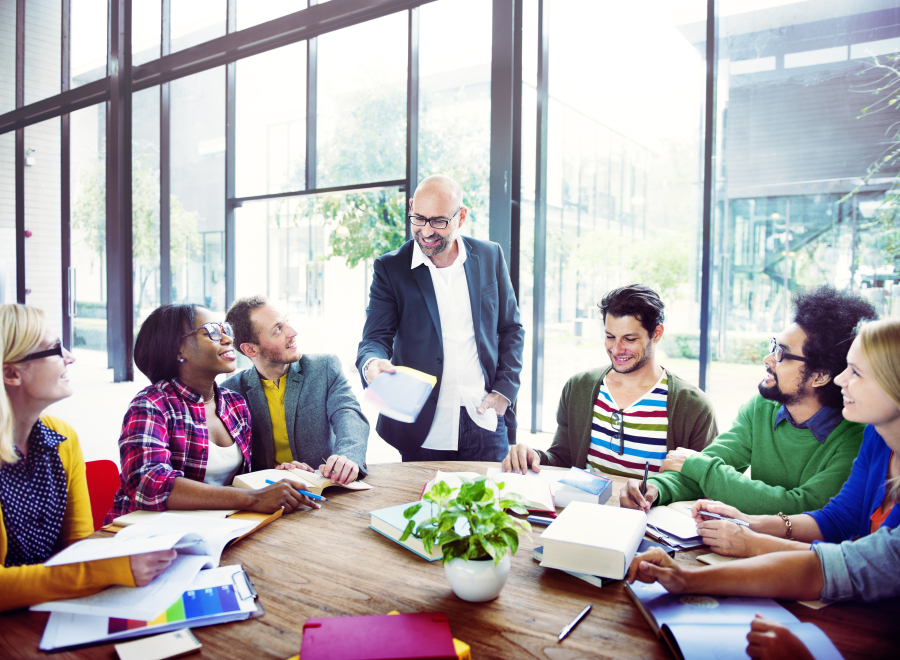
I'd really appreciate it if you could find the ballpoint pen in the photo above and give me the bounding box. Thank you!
[558,604,592,642]
[266,478,328,501]
[684,507,750,527]
[640,461,649,497]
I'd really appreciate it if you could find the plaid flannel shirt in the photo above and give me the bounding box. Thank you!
[105,379,252,524]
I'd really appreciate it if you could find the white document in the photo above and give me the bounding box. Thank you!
[38,565,256,651]
[463,394,498,432]
[647,504,700,540]
[112,509,239,527]
[44,513,256,567]
[31,554,211,620]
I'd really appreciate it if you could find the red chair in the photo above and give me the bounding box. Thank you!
[84,460,120,531]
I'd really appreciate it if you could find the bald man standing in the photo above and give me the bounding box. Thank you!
[357,174,525,461]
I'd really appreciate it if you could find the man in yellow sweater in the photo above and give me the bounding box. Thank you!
[223,296,369,484]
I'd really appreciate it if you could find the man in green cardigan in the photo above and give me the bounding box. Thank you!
[620,285,877,516]
[502,284,718,480]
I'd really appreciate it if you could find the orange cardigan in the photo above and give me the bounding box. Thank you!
[0,416,134,612]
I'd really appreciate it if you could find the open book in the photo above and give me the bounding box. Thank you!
[33,514,259,620]
[423,470,555,514]
[626,580,843,660]
[232,468,373,497]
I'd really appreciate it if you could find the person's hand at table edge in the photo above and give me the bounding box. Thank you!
[250,480,321,513]
[745,615,816,660]
[627,547,692,594]
[501,444,541,475]
[130,549,178,586]
[276,460,314,472]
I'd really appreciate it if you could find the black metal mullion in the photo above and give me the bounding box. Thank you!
[106,0,134,381]
[160,0,171,304]
[698,0,717,391]
[489,0,514,260]
[306,0,318,192]
[61,0,72,348]
[404,6,419,243]
[15,0,25,304]
[225,0,236,308]
[531,0,549,434]
[510,0,522,301]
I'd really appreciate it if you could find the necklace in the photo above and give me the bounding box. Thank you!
[204,393,215,404]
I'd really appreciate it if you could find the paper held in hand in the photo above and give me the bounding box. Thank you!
[364,366,437,423]
[232,468,373,496]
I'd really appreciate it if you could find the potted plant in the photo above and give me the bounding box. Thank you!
[400,475,532,602]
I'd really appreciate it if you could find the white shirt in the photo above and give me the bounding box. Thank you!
[203,440,243,486]
[412,237,491,450]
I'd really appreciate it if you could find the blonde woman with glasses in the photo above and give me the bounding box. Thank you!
[106,303,318,523]
[0,304,174,612]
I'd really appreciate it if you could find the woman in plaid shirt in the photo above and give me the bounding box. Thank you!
[105,304,319,524]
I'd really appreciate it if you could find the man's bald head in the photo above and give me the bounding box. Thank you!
[414,174,463,208]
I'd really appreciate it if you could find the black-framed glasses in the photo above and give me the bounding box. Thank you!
[609,409,626,455]
[768,337,808,363]
[182,322,234,342]
[408,206,462,230]
[15,342,64,362]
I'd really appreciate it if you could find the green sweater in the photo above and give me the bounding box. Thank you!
[651,395,865,515]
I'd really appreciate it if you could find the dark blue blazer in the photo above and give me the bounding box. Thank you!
[356,237,525,453]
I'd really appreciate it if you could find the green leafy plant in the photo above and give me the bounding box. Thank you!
[400,476,532,566]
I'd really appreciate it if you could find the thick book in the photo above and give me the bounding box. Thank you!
[232,467,373,497]
[364,366,437,423]
[38,565,262,651]
[533,539,673,588]
[553,467,613,508]
[424,470,555,515]
[626,581,843,660]
[369,501,469,561]
[539,501,646,580]
[301,612,458,660]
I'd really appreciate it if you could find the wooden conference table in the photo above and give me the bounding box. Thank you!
[2,462,898,659]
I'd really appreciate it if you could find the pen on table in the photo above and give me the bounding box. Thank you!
[265,478,328,501]
[558,603,592,642]
[640,461,649,497]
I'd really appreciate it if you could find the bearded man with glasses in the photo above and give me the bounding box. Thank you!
[357,174,524,461]
[621,285,878,517]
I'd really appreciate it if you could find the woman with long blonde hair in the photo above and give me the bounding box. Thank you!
[0,304,174,612]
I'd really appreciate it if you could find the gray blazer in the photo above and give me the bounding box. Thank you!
[222,354,369,477]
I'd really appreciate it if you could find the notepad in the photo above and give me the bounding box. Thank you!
[369,501,470,561]
[232,468,372,496]
[364,366,437,423]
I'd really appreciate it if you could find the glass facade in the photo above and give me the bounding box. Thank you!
[71,0,107,88]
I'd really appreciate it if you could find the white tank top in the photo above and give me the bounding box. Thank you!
[203,440,243,486]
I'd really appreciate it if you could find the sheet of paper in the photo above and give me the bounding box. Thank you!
[463,394,498,432]
[113,509,239,527]
[31,554,211,620]
[39,565,256,651]
[486,466,570,485]
[647,505,700,540]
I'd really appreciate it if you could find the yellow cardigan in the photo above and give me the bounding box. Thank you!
[0,416,134,612]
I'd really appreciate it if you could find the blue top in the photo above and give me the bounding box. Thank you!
[808,425,899,542]
[814,523,900,603]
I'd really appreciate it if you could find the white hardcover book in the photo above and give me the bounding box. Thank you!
[539,502,646,580]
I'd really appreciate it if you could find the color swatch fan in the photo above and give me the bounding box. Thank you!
[364,367,437,423]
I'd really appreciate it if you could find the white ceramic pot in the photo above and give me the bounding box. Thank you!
[443,553,511,602]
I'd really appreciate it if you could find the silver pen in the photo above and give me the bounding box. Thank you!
[558,603,592,642]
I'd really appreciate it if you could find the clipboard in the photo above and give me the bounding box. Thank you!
[39,565,264,652]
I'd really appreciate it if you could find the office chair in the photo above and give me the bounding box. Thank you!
[84,460,120,531]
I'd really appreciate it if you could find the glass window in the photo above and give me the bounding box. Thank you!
[0,0,15,114]
[171,0,225,54]
[132,0,161,67]
[70,103,106,360]
[316,11,407,188]
[25,0,62,106]
[711,1,900,428]
[418,0,492,241]
[71,0,107,88]
[237,0,305,31]
[170,66,225,312]
[520,0,706,434]
[132,86,161,334]
[235,42,306,198]
[25,117,62,330]
[0,132,14,302]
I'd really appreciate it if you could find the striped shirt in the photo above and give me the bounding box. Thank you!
[587,372,669,478]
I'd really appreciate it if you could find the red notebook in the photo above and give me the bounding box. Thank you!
[301,612,457,660]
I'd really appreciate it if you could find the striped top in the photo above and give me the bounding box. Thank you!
[587,372,669,478]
